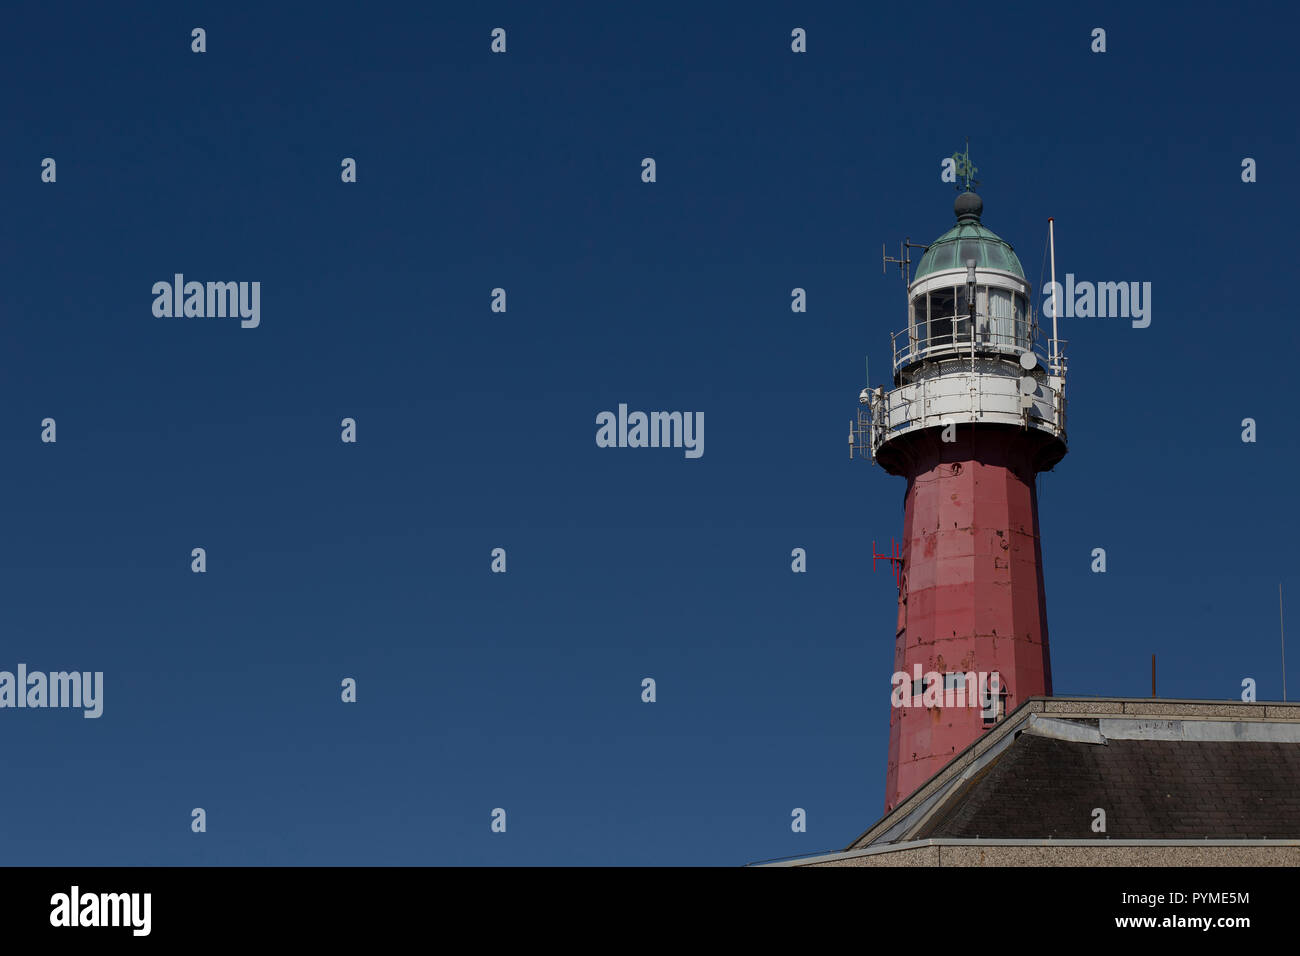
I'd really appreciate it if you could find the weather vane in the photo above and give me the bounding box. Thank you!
[951,138,980,192]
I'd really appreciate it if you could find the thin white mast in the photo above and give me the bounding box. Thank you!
[1048,217,1059,373]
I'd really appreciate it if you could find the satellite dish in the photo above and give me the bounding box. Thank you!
[1019,351,1038,371]
[1020,375,1038,395]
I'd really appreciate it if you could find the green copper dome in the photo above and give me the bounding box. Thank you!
[913,192,1025,281]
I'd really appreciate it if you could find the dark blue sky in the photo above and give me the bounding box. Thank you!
[2,1,1296,865]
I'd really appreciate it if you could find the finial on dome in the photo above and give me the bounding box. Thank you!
[955,191,983,222]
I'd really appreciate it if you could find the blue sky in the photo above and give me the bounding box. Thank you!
[1,1,1296,865]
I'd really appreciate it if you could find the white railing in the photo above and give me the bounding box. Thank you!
[855,364,1068,461]
[891,316,1051,372]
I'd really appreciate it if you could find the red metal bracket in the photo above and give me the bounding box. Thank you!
[872,538,904,590]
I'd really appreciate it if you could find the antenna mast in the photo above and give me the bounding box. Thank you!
[882,238,928,288]
[1048,217,1060,373]
[1282,583,1288,702]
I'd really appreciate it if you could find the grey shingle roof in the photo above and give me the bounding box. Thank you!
[917,734,1300,840]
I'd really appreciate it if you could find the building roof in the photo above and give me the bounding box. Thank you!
[917,730,1300,840]
[753,697,1300,866]
[912,191,1025,282]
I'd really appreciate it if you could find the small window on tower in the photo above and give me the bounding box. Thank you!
[982,684,1009,726]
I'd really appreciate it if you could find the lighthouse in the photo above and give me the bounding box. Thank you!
[856,167,1068,812]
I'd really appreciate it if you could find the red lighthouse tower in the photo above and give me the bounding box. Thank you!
[857,176,1068,812]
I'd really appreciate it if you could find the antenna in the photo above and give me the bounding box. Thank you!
[1281,583,1288,702]
[883,237,929,288]
[1048,217,1060,373]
